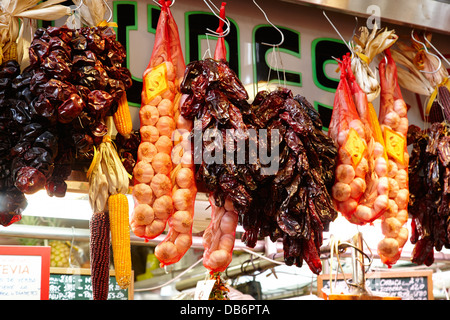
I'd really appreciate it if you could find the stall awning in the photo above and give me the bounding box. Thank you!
[281,0,450,35]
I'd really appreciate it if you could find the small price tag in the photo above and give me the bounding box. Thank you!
[143,62,168,104]
[194,280,216,300]
[343,128,366,167]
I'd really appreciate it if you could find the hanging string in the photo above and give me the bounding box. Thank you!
[203,34,212,59]
[273,45,281,88]
[277,46,287,88]
[265,45,285,91]
[266,45,275,91]
[252,0,285,94]
[272,44,287,88]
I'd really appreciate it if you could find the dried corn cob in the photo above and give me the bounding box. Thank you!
[90,211,111,300]
[439,86,450,121]
[428,99,444,124]
[113,93,133,137]
[108,193,132,289]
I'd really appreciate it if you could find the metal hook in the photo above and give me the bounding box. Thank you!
[323,11,354,54]
[423,33,450,68]
[253,0,284,46]
[152,0,176,7]
[350,16,358,44]
[100,0,113,23]
[411,29,443,74]
[203,0,230,38]
[71,0,84,13]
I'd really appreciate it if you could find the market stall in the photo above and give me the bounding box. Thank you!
[0,0,449,301]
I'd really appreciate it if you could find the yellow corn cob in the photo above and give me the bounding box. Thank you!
[113,93,133,137]
[108,193,132,289]
[3,42,17,62]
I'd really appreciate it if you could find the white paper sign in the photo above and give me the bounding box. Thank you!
[194,280,216,300]
[0,255,43,300]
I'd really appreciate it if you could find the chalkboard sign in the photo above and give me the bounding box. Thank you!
[49,267,134,300]
[317,271,433,300]
[0,246,51,300]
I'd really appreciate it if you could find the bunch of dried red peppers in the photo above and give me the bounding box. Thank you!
[181,58,338,274]
[0,25,135,226]
[408,121,450,265]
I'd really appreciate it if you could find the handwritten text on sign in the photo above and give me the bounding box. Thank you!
[0,255,42,300]
[49,271,129,300]
[319,273,432,300]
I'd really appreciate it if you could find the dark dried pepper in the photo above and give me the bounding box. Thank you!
[57,93,85,124]
[14,166,47,194]
[31,94,56,122]
[0,187,27,226]
[43,79,77,102]
[30,70,49,95]
[75,65,109,90]
[42,55,72,81]
[86,90,113,118]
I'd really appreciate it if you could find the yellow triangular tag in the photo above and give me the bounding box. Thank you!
[343,128,366,167]
[384,127,406,164]
[143,62,168,104]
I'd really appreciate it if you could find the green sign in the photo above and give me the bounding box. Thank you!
[49,268,131,300]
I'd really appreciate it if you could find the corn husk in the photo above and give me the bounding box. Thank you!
[390,48,435,96]
[88,117,129,212]
[395,66,434,97]
[88,136,129,212]
[391,32,449,122]
[392,32,448,95]
[72,0,107,27]
[14,5,70,20]
[350,23,398,102]
[0,0,71,67]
